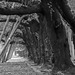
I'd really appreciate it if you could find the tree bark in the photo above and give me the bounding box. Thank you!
[53,0,75,33]
[41,0,74,71]
[0,4,41,15]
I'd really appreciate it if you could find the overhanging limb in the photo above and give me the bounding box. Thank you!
[0,4,41,15]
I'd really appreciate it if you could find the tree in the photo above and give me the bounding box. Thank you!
[0,0,75,72]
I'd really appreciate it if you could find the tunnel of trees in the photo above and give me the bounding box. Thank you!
[0,0,75,72]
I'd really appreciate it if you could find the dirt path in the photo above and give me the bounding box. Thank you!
[0,61,41,75]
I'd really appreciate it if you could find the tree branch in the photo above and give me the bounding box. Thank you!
[54,0,75,33]
[0,4,41,15]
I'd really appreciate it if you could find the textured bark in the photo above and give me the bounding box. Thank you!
[40,0,74,71]
[53,0,75,33]
[0,4,41,15]
[0,0,75,32]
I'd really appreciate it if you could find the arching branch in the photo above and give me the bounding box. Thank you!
[0,4,41,15]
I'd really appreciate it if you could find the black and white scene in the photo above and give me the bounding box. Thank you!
[0,0,75,75]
